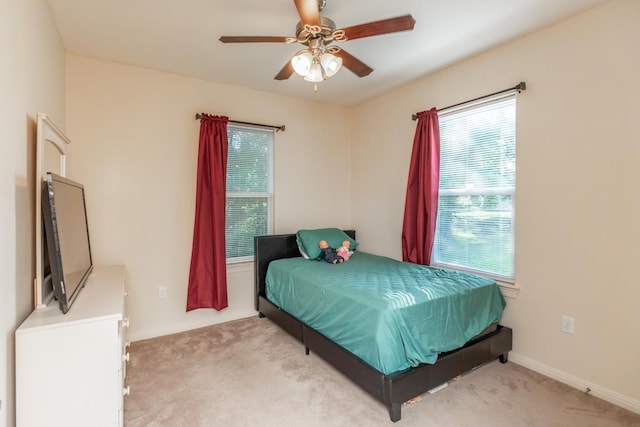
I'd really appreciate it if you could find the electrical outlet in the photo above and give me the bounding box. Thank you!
[157,286,167,299]
[561,315,575,334]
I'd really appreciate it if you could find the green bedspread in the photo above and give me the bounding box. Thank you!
[266,251,506,375]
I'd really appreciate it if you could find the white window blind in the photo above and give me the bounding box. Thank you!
[225,124,274,262]
[432,95,516,280]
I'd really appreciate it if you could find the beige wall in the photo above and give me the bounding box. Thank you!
[351,0,639,412]
[0,1,66,426]
[65,55,352,341]
[6,0,638,422]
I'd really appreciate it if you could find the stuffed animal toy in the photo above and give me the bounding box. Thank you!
[319,240,343,264]
[336,240,353,261]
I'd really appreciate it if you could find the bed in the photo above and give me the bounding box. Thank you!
[254,230,512,422]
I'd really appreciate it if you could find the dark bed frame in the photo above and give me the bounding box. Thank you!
[254,231,513,422]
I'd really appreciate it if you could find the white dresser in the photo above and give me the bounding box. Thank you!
[15,265,129,427]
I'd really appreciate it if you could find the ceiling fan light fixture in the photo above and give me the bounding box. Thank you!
[291,51,313,76]
[320,52,342,77]
[303,61,325,82]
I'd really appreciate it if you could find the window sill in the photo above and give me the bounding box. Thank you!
[496,281,520,299]
[226,260,254,274]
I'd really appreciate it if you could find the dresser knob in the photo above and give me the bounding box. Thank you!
[122,352,130,362]
[122,318,130,328]
[123,386,131,396]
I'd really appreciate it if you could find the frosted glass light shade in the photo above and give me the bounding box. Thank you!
[320,53,342,77]
[291,51,313,76]
[304,62,324,82]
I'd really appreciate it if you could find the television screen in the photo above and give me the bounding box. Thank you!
[41,172,93,314]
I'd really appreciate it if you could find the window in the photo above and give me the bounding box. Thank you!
[432,95,516,281]
[225,124,274,263]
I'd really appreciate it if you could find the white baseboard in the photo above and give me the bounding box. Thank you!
[129,311,256,342]
[509,353,640,415]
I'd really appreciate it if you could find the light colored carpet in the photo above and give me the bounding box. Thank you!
[124,316,640,426]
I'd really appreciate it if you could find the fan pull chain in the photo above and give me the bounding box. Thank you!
[314,83,318,93]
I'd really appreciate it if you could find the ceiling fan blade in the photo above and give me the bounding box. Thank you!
[340,14,416,41]
[334,49,373,78]
[219,36,291,43]
[293,0,321,26]
[274,60,295,80]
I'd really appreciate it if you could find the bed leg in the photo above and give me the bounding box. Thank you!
[305,347,310,355]
[258,312,265,318]
[389,403,401,422]
[499,353,509,364]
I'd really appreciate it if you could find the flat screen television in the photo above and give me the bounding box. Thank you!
[41,172,93,314]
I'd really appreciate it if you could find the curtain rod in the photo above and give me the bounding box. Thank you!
[411,81,526,121]
[195,113,285,132]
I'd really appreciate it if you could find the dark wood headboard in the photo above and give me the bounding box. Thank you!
[253,230,356,311]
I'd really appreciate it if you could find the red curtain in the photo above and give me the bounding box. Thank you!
[187,114,229,311]
[402,108,440,265]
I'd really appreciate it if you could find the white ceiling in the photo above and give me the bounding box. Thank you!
[46,0,610,106]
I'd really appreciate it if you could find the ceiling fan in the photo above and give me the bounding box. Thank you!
[219,0,415,89]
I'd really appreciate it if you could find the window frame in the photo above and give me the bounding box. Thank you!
[225,123,274,264]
